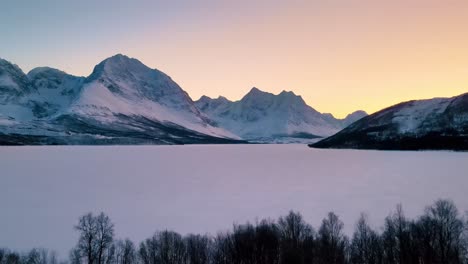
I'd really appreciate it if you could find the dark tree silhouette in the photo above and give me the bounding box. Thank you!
[350,213,383,264]
[317,212,348,264]
[3,200,468,264]
[278,211,315,264]
[415,199,465,263]
[0,248,57,264]
[158,231,187,264]
[381,204,414,264]
[114,239,137,264]
[230,223,257,264]
[5,252,20,264]
[73,212,115,264]
[212,232,234,264]
[139,233,159,264]
[139,231,187,264]
[185,234,211,264]
[254,220,280,264]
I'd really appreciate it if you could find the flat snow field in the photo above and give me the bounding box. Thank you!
[1,144,468,258]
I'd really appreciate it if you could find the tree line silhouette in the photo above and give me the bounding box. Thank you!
[1,199,467,264]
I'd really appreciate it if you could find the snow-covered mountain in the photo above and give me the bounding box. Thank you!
[66,54,235,139]
[195,87,367,142]
[0,58,37,121]
[311,93,468,150]
[0,55,240,145]
[27,67,85,118]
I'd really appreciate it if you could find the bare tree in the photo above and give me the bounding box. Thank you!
[231,223,256,264]
[317,212,348,264]
[255,220,280,264]
[0,249,6,264]
[95,213,115,264]
[421,199,464,263]
[139,234,159,264]
[212,232,234,264]
[114,239,137,264]
[138,231,187,264]
[381,204,414,264]
[70,247,82,264]
[350,214,382,264]
[185,234,212,264]
[73,212,114,264]
[75,213,98,264]
[278,211,315,264]
[5,251,20,264]
[159,231,187,264]
[49,251,58,264]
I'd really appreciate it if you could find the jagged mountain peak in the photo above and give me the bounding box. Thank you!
[0,56,238,144]
[101,54,145,69]
[197,95,231,105]
[88,54,155,80]
[0,58,33,102]
[27,67,70,79]
[27,66,84,92]
[197,95,212,102]
[242,87,271,99]
[278,90,297,96]
[216,95,230,102]
[342,110,368,126]
[240,87,308,110]
[346,110,368,117]
[243,87,302,99]
[26,66,85,115]
[195,87,364,141]
[80,54,196,111]
[0,58,22,74]
[277,90,308,108]
[68,55,236,139]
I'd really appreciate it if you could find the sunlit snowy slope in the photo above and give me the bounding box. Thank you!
[196,88,366,142]
[0,55,240,145]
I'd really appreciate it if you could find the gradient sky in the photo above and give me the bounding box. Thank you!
[1,0,468,117]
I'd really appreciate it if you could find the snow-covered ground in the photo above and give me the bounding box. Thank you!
[1,145,467,258]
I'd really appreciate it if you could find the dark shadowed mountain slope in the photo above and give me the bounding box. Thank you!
[311,93,468,150]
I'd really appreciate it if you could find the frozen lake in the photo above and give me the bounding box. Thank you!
[1,144,468,258]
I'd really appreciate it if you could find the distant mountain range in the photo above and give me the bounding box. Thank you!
[1,54,466,149]
[195,88,366,143]
[0,54,367,145]
[311,93,468,150]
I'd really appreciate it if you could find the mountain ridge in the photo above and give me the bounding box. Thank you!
[310,92,468,150]
[195,87,367,142]
[0,55,242,145]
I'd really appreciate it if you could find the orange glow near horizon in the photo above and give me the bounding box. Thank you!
[4,0,468,118]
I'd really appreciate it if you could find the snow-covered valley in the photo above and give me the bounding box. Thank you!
[1,144,467,258]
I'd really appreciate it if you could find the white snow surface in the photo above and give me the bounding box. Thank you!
[1,145,467,259]
[26,67,84,115]
[0,73,19,91]
[392,98,452,133]
[71,82,235,139]
[0,104,35,121]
